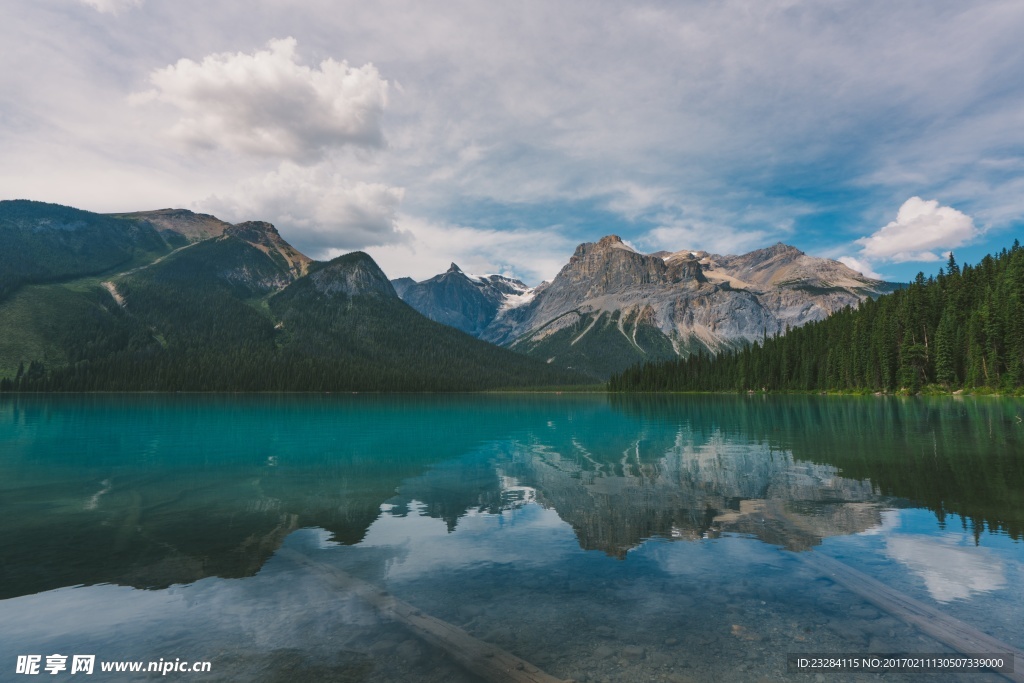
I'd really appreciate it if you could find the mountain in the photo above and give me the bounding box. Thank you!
[610,242,1024,393]
[398,236,897,379]
[392,263,533,337]
[0,201,587,391]
[0,199,170,301]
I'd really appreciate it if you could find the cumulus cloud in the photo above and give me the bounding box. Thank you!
[131,37,388,161]
[856,196,978,263]
[199,162,406,256]
[837,255,885,281]
[77,0,142,13]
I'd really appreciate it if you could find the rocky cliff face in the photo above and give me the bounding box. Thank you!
[309,252,398,299]
[549,235,707,298]
[484,236,710,349]
[226,221,312,281]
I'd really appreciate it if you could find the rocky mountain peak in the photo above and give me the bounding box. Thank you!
[713,242,875,290]
[392,263,534,337]
[758,242,804,259]
[224,221,312,280]
[596,235,628,249]
[309,251,397,299]
[227,221,280,243]
[554,235,705,300]
[735,242,804,266]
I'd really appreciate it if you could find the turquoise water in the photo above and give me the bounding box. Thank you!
[1,394,1022,681]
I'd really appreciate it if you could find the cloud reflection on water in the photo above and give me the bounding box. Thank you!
[885,534,1007,603]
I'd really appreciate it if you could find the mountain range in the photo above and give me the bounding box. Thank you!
[1,199,899,389]
[394,235,898,378]
[0,200,584,391]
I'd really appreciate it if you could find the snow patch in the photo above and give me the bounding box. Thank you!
[499,288,536,311]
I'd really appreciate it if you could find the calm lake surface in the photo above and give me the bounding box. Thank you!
[1,394,1022,682]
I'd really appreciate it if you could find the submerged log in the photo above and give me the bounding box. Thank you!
[800,552,1024,683]
[279,549,568,683]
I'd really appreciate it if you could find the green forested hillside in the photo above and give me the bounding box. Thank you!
[610,241,1024,393]
[0,210,587,391]
[0,200,169,301]
[509,309,681,379]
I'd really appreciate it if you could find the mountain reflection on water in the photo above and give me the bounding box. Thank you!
[2,393,1021,599]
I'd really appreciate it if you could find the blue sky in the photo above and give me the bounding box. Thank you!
[2,1,1023,284]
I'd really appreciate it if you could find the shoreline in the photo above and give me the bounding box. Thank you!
[2,387,1022,398]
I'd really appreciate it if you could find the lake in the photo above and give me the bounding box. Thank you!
[1,394,1022,682]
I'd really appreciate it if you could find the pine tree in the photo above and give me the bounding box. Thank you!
[934,307,958,386]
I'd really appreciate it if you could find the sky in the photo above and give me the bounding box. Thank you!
[2,1,1024,285]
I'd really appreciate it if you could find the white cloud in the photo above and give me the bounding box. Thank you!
[361,215,578,284]
[602,183,678,221]
[837,255,885,281]
[855,196,978,263]
[611,186,804,258]
[131,37,388,161]
[640,220,774,256]
[77,0,142,13]
[199,162,406,256]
